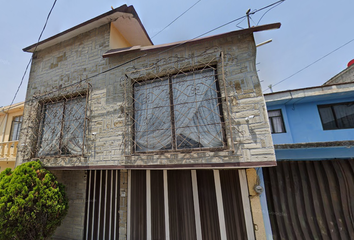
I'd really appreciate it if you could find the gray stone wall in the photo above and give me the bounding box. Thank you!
[323,64,354,85]
[51,170,87,240]
[17,23,275,168]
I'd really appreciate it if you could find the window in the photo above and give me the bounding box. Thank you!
[133,68,225,153]
[318,102,354,130]
[268,109,286,133]
[37,96,86,157]
[9,115,23,141]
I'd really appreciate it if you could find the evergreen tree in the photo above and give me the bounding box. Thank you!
[0,160,68,240]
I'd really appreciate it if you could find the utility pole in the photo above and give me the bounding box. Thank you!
[246,9,251,28]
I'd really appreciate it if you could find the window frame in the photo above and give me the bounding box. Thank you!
[318,101,354,130]
[36,93,88,158]
[268,109,286,134]
[9,115,23,141]
[132,66,227,154]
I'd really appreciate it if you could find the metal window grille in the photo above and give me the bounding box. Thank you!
[21,83,90,159]
[123,60,228,155]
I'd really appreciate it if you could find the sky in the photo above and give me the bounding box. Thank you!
[0,0,354,107]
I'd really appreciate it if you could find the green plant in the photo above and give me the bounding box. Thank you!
[0,160,68,240]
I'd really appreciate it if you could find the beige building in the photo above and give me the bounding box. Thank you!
[0,102,23,172]
[17,4,280,240]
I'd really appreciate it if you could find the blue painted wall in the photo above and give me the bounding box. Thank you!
[267,96,354,145]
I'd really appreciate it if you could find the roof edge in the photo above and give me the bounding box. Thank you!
[264,81,354,102]
[23,5,153,53]
[102,22,281,58]
[0,101,25,113]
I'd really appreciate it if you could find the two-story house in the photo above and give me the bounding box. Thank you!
[17,5,280,240]
[260,66,354,239]
[0,102,23,172]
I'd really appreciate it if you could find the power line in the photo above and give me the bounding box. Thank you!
[263,37,354,93]
[151,0,202,39]
[26,0,283,102]
[256,0,284,26]
[0,0,57,124]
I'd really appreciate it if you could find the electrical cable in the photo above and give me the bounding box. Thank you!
[0,0,58,127]
[263,37,354,93]
[256,1,284,26]
[151,0,202,39]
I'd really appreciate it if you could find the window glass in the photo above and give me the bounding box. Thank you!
[268,109,286,133]
[9,115,23,141]
[134,79,171,151]
[318,102,354,130]
[134,68,224,152]
[38,96,86,157]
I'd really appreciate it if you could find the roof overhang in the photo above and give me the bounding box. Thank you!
[274,141,354,160]
[265,82,354,106]
[23,4,153,53]
[0,101,24,114]
[102,22,281,58]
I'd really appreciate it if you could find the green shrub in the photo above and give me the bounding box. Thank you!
[0,160,68,240]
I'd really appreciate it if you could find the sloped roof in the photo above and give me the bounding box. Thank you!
[23,4,153,53]
[102,23,281,58]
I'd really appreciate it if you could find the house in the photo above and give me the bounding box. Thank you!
[0,101,24,172]
[17,4,281,240]
[261,67,354,239]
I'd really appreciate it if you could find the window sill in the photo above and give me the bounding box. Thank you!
[31,156,88,167]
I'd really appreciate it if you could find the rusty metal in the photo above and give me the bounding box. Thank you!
[220,51,235,153]
[21,83,91,159]
[263,160,354,240]
[122,52,228,156]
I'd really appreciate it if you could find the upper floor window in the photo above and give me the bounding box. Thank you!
[9,115,23,141]
[268,109,286,134]
[37,96,86,157]
[318,102,354,130]
[133,67,226,153]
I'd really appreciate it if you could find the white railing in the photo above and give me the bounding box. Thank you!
[0,141,19,159]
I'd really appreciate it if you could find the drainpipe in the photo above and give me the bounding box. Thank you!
[1,112,8,142]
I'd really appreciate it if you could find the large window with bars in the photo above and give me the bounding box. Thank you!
[37,95,87,157]
[133,67,226,153]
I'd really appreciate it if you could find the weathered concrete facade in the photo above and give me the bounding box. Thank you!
[51,170,87,240]
[323,62,354,85]
[16,6,280,240]
[17,24,277,169]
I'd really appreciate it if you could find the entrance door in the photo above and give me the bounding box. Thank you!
[128,169,249,240]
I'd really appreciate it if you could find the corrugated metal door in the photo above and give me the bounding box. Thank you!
[263,160,354,240]
[129,169,248,240]
[84,170,120,240]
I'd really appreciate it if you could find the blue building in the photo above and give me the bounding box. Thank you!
[259,66,354,240]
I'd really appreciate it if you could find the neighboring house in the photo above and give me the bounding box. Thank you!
[261,79,354,239]
[323,60,354,85]
[0,102,24,172]
[17,4,281,240]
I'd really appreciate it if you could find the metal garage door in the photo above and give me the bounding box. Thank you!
[263,160,354,240]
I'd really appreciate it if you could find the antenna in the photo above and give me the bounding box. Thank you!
[246,9,251,28]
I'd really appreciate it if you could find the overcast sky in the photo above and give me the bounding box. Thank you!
[1,0,353,107]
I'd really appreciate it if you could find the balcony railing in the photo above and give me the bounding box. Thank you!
[0,141,19,159]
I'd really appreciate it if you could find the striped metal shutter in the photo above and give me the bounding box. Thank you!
[263,160,354,240]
